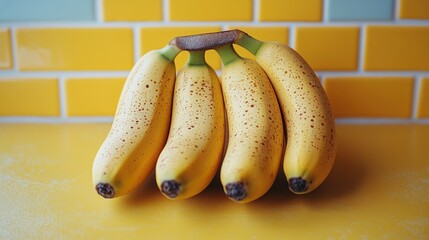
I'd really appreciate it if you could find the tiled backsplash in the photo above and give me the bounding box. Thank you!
[0,0,428,123]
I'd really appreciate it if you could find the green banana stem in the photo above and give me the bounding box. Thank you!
[234,31,264,56]
[160,44,182,61]
[187,51,206,66]
[216,44,241,66]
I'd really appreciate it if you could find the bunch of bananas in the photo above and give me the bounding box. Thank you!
[92,30,337,203]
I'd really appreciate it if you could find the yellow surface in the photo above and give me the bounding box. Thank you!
[417,78,429,118]
[1,124,428,239]
[364,26,429,71]
[0,78,60,116]
[65,78,125,116]
[399,0,429,19]
[169,0,252,21]
[140,27,222,70]
[227,26,289,60]
[295,27,359,70]
[324,77,414,118]
[0,28,12,69]
[16,28,134,71]
[259,0,322,21]
[103,0,162,21]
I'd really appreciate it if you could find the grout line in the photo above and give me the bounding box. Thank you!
[1,70,427,79]
[132,26,141,62]
[411,76,422,120]
[2,20,429,29]
[357,25,366,73]
[95,0,104,23]
[288,24,296,48]
[162,0,169,22]
[253,0,259,23]
[393,0,401,21]
[9,27,20,72]
[1,116,427,124]
[0,116,114,124]
[0,71,130,78]
[315,71,429,77]
[58,76,68,119]
[322,0,330,23]
[336,118,429,125]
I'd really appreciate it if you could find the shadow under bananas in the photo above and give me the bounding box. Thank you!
[252,131,369,208]
[116,128,368,210]
[119,171,163,207]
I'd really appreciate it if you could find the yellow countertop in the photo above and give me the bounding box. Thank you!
[1,123,428,239]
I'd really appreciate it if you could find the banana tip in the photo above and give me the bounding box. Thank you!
[288,177,309,193]
[225,182,247,201]
[96,183,115,199]
[161,180,181,198]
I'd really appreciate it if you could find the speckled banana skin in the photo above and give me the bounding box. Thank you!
[92,49,177,198]
[219,57,284,203]
[156,59,225,200]
[254,42,337,194]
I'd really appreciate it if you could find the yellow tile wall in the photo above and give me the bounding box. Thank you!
[324,77,414,118]
[0,0,428,123]
[16,28,134,71]
[364,26,429,71]
[295,27,359,71]
[0,78,60,116]
[169,0,252,21]
[417,78,429,118]
[0,28,12,69]
[65,78,125,116]
[399,0,429,20]
[259,0,323,21]
[103,0,163,21]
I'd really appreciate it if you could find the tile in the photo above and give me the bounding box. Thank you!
[140,27,222,70]
[417,78,429,118]
[65,78,125,116]
[0,78,60,116]
[0,28,12,69]
[260,0,322,21]
[103,0,162,21]
[324,77,414,118]
[227,26,289,60]
[329,0,393,21]
[364,26,429,71]
[0,0,94,22]
[16,28,134,71]
[295,27,360,71]
[169,0,252,21]
[399,0,429,19]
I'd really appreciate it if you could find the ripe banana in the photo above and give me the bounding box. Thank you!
[156,51,225,200]
[92,45,180,198]
[235,31,337,194]
[216,44,284,203]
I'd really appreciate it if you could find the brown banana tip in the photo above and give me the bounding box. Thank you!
[288,177,309,193]
[225,182,247,201]
[161,180,181,198]
[96,183,115,199]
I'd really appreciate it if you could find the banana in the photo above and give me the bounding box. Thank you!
[216,44,284,203]
[155,51,225,200]
[92,45,180,198]
[235,31,337,194]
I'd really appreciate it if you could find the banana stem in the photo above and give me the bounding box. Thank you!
[187,51,207,66]
[160,44,182,61]
[234,32,264,55]
[216,44,241,66]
